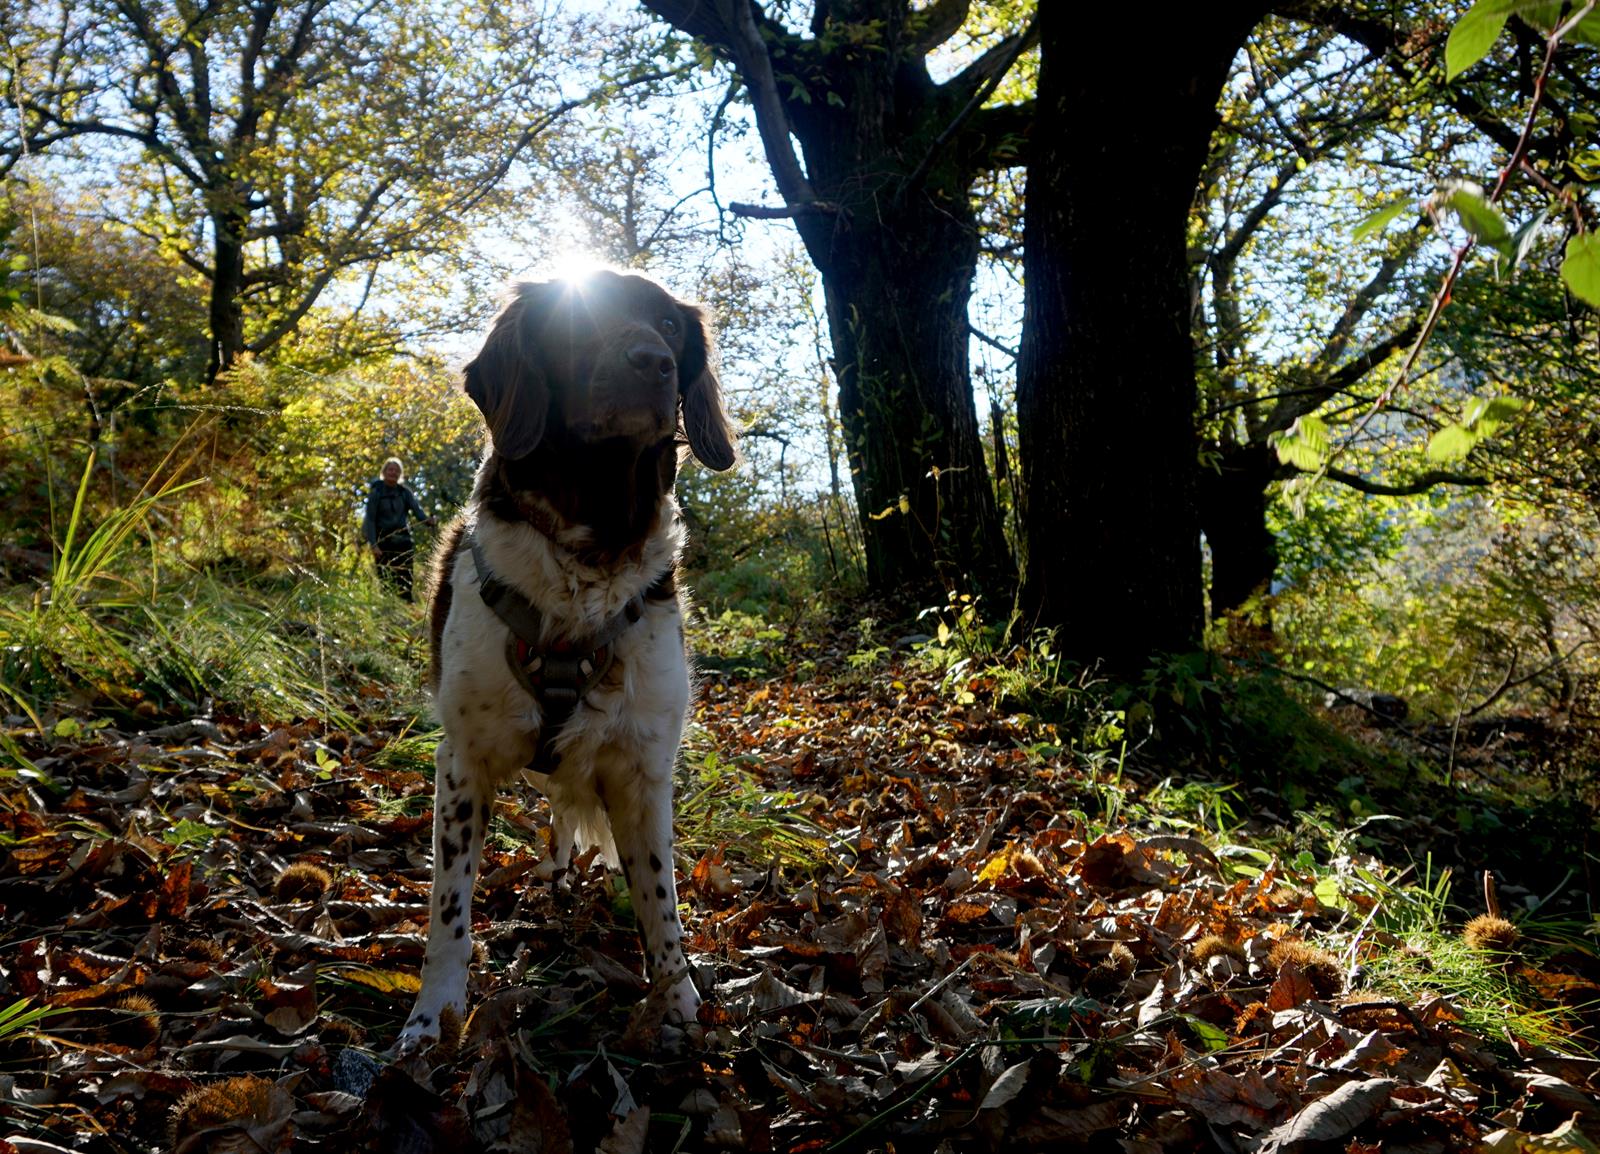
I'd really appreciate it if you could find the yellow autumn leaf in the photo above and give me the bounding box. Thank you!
[978,843,1021,884]
[329,968,422,996]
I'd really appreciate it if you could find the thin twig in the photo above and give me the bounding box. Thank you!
[1324,4,1592,472]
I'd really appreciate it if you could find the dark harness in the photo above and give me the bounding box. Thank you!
[468,534,674,771]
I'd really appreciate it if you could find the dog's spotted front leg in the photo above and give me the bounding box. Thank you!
[606,769,700,1023]
[397,738,493,1053]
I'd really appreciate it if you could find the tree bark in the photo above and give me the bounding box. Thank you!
[817,196,1011,600]
[207,205,248,382]
[641,0,1022,604]
[1017,3,1268,673]
[1200,444,1279,618]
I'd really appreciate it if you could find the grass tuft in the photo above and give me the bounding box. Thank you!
[675,735,839,872]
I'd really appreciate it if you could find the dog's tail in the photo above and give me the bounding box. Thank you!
[529,768,620,867]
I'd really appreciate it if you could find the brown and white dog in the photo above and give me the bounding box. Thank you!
[397,271,735,1053]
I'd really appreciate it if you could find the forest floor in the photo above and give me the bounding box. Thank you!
[1,609,1597,1153]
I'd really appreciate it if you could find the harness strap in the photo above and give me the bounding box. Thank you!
[467,532,673,772]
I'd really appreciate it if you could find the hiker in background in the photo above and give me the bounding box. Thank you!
[363,457,436,601]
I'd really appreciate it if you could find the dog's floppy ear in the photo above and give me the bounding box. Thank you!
[675,301,736,472]
[464,283,552,460]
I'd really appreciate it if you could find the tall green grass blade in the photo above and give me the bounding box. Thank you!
[0,998,62,1040]
[0,678,43,730]
[56,448,96,581]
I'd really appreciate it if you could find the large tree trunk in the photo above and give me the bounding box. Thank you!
[1200,444,1280,618]
[819,201,1012,601]
[207,206,247,383]
[1017,4,1267,674]
[637,0,1021,606]
[765,8,1018,607]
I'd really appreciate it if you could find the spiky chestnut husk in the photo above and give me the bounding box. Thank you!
[170,1075,286,1146]
[107,992,160,1048]
[318,1017,367,1047]
[1269,938,1345,998]
[177,935,226,962]
[274,861,334,902]
[1191,934,1246,963]
[433,1004,464,1060]
[1463,914,1521,958]
[1083,942,1137,995]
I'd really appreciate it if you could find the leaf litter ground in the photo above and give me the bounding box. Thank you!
[1,619,1597,1152]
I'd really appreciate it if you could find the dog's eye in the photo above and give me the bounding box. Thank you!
[660,316,680,337]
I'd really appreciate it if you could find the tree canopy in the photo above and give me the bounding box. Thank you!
[1,0,612,378]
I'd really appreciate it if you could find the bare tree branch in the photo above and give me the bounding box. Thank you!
[1286,1,1525,155]
[900,17,1038,198]
[729,200,840,220]
[1315,465,1488,496]
[910,0,970,53]
[1464,639,1597,716]
[1263,320,1423,437]
[967,322,1017,359]
[1312,221,1428,374]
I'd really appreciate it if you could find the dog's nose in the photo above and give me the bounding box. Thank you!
[626,343,676,384]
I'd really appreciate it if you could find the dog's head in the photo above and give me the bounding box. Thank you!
[464,271,736,472]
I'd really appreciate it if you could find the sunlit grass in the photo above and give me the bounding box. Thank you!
[0,999,62,1045]
[1360,930,1588,1052]
[1300,853,1596,1054]
[0,440,432,728]
[675,733,839,872]
[2,565,430,727]
[367,727,443,776]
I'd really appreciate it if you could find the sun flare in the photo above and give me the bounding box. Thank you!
[545,249,607,284]
[525,237,610,287]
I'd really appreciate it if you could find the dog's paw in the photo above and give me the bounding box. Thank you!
[392,1002,463,1058]
[390,1024,433,1059]
[664,975,701,1025]
[531,857,571,888]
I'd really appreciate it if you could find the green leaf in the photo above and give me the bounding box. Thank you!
[1180,1014,1232,1052]
[162,818,218,851]
[1270,414,1332,472]
[1297,415,1329,451]
[1352,199,1411,241]
[1313,875,1349,911]
[1561,234,1600,307]
[1466,395,1526,433]
[1507,208,1550,270]
[1439,182,1511,254]
[1271,433,1317,472]
[1447,0,1512,80]
[1002,996,1102,1036]
[1427,424,1478,462]
[1516,1,1600,45]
